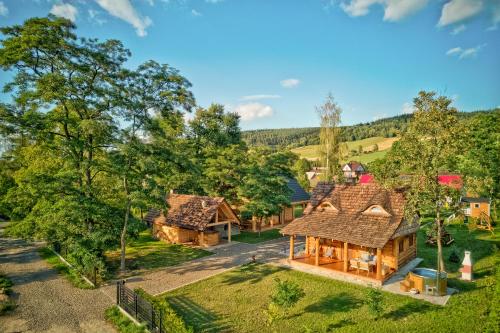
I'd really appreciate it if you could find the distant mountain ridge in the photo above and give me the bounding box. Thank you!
[242,110,497,148]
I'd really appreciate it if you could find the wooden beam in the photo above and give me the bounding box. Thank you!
[376,248,382,280]
[393,238,399,270]
[305,236,310,255]
[206,221,235,227]
[289,235,295,260]
[228,222,231,242]
[343,242,348,272]
[315,237,320,266]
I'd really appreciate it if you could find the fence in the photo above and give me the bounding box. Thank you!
[117,281,164,333]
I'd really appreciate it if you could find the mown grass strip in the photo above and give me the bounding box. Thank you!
[105,306,148,333]
[38,247,94,289]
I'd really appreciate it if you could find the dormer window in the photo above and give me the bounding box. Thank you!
[363,205,390,216]
[318,201,338,212]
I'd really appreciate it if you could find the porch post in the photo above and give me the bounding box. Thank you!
[289,235,295,260]
[376,248,382,280]
[305,236,310,255]
[393,238,399,270]
[315,237,320,266]
[228,222,231,242]
[343,242,348,272]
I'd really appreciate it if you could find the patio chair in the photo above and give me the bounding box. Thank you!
[349,259,359,272]
[324,247,334,259]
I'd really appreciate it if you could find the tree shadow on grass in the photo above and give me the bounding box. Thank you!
[325,319,355,332]
[220,262,283,286]
[382,301,436,320]
[304,292,362,315]
[168,295,232,333]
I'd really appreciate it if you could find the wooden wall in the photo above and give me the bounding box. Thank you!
[153,224,220,246]
[468,202,490,218]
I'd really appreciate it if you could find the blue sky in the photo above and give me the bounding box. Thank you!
[0,0,499,130]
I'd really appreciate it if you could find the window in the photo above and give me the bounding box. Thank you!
[399,239,405,253]
[319,201,338,212]
[363,205,390,216]
[474,203,480,208]
[370,206,383,213]
[409,234,414,247]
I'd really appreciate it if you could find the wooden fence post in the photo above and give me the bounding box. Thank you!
[134,293,138,319]
[116,281,120,305]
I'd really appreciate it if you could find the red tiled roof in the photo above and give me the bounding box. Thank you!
[282,183,415,248]
[438,174,463,190]
[359,173,374,184]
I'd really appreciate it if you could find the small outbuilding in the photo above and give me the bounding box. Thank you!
[149,194,240,247]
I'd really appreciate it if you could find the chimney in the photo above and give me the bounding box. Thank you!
[201,200,207,209]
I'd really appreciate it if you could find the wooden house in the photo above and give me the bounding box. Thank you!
[282,182,418,284]
[342,161,366,183]
[461,197,491,218]
[249,178,310,231]
[149,194,240,247]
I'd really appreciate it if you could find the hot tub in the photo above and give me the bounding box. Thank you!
[408,268,447,296]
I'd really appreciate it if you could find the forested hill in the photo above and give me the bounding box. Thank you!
[242,110,497,148]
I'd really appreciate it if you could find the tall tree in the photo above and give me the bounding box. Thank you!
[316,93,346,181]
[0,16,129,277]
[375,91,463,278]
[239,148,294,235]
[112,61,195,272]
[188,104,247,204]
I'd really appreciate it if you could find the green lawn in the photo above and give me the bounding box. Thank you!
[105,230,212,279]
[232,229,285,244]
[157,225,499,333]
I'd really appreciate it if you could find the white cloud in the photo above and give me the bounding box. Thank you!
[438,0,483,27]
[383,0,429,22]
[50,3,78,22]
[446,44,486,59]
[402,102,415,114]
[340,0,428,21]
[280,78,300,88]
[88,9,107,25]
[240,94,281,101]
[95,0,152,37]
[451,24,466,35]
[234,103,274,121]
[0,1,8,16]
[191,9,202,16]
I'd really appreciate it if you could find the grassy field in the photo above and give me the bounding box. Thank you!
[291,136,398,163]
[232,229,285,244]
[158,225,499,333]
[105,230,212,279]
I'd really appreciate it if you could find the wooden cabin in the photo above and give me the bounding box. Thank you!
[150,194,240,247]
[461,197,491,218]
[249,178,310,232]
[282,182,418,284]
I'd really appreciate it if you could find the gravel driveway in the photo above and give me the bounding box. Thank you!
[0,237,116,333]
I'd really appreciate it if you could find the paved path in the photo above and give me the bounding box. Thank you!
[101,237,296,298]
[0,237,116,333]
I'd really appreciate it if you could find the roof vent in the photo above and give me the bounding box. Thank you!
[201,200,207,209]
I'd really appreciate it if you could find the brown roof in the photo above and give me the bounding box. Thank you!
[282,183,415,248]
[153,194,230,231]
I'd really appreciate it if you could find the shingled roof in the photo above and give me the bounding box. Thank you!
[153,194,229,231]
[282,183,414,248]
[287,178,310,203]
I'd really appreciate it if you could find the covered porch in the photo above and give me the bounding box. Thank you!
[287,234,416,284]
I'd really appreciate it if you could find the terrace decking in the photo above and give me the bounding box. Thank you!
[287,255,395,286]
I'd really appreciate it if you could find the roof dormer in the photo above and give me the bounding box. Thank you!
[317,201,338,212]
[363,205,391,216]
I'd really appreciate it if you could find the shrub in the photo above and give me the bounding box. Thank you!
[365,286,383,319]
[0,273,15,315]
[135,288,193,333]
[265,277,305,323]
[271,278,305,309]
[105,306,147,333]
[448,246,461,263]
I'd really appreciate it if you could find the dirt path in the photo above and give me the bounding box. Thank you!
[0,237,116,333]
